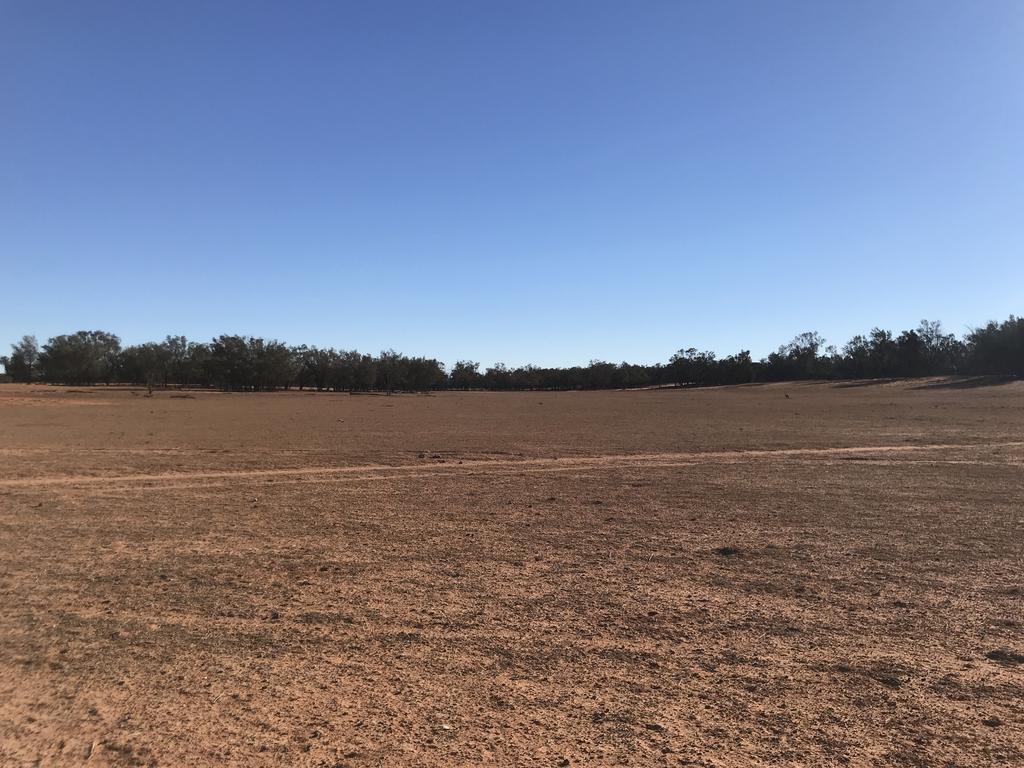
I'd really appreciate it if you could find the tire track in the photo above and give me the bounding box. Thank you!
[1,441,1021,490]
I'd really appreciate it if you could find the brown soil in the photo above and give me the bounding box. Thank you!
[1,381,1022,766]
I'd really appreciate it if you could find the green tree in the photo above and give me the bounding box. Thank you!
[450,360,481,389]
[38,331,121,384]
[3,335,39,382]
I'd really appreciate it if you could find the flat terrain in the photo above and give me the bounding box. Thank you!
[1,381,1022,767]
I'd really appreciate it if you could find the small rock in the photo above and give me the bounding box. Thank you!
[982,716,1003,728]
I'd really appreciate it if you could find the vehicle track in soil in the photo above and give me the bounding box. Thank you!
[2,440,1021,491]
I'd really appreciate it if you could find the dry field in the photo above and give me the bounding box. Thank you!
[0,380,1022,767]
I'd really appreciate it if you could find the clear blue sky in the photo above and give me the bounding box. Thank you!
[2,1,1021,367]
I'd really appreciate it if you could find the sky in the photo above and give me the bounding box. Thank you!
[2,1,1022,368]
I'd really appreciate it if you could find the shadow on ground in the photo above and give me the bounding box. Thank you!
[911,376,1018,390]
[831,379,900,389]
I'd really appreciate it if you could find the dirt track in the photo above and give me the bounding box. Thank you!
[1,382,1022,766]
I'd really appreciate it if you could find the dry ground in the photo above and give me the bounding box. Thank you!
[0,380,1022,767]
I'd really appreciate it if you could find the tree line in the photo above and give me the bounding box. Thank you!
[1,316,1021,391]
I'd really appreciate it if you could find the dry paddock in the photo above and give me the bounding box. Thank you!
[0,381,1022,767]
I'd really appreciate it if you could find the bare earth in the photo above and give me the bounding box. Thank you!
[0,381,1022,767]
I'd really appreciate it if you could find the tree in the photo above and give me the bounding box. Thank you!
[163,335,191,386]
[376,349,405,392]
[295,346,340,391]
[207,335,254,390]
[405,357,446,390]
[5,314,1021,392]
[352,352,377,391]
[840,335,871,378]
[716,351,753,385]
[118,342,170,386]
[181,340,212,387]
[967,316,1024,376]
[251,338,295,390]
[895,330,927,377]
[915,320,962,374]
[450,360,481,390]
[866,328,898,377]
[205,336,295,391]
[37,331,121,385]
[3,335,39,382]
[763,332,829,381]
[670,348,716,385]
[483,363,512,389]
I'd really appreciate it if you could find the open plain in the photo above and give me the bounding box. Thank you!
[0,380,1022,767]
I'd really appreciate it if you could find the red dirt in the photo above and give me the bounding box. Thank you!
[1,381,1022,766]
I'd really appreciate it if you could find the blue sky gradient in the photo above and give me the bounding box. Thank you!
[2,1,1021,367]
